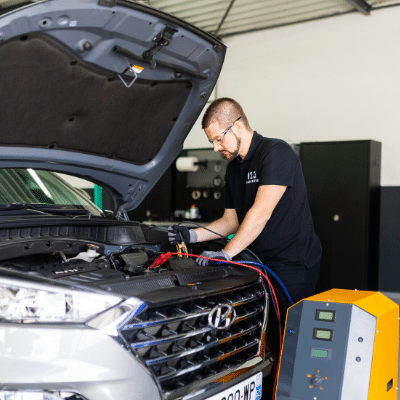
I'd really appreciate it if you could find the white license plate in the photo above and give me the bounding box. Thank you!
[205,372,262,400]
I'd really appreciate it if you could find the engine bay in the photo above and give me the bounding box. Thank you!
[0,220,258,297]
[1,243,198,279]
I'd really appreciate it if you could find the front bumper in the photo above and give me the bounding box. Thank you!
[0,324,161,400]
[0,278,272,400]
[0,323,273,400]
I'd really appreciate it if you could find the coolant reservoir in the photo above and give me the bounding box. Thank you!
[68,244,100,262]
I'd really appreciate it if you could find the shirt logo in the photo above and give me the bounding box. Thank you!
[246,170,259,184]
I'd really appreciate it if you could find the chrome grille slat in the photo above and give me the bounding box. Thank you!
[122,310,209,330]
[146,322,261,365]
[230,291,263,306]
[128,307,263,348]
[122,291,263,330]
[158,338,259,382]
[119,283,267,395]
[233,306,263,323]
[130,326,212,349]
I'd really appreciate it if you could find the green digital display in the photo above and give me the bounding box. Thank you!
[313,328,333,341]
[312,349,328,359]
[316,309,335,322]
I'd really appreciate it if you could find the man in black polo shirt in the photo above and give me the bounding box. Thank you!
[168,98,321,321]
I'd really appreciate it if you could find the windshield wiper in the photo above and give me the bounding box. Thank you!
[0,203,49,214]
[0,203,93,217]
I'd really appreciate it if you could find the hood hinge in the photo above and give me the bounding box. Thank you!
[142,26,178,69]
[116,204,130,221]
[115,182,146,219]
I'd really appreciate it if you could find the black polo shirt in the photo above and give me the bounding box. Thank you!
[225,132,321,268]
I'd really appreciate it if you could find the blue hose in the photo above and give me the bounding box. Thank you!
[225,260,294,306]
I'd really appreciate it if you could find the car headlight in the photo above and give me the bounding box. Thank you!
[0,391,85,400]
[0,278,123,323]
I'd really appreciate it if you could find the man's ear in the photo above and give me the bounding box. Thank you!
[235,121,243,135]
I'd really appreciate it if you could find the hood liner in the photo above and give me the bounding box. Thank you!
[0,33,192,165]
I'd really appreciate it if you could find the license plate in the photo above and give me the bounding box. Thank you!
[205,372,262,400]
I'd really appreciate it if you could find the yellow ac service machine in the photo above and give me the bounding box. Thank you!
[276,289,399,400]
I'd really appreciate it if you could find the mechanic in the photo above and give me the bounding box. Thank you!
[168,97,322,327]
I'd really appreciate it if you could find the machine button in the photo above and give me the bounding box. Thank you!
[307,370,328,390]
[311,374,323,386]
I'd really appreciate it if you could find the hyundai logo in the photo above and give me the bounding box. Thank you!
[208,304,236,330]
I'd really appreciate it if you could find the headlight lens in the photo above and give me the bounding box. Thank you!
[0,391,84,400]
[0,278,123,323]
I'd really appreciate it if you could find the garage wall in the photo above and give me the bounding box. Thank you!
[184,6,400,186]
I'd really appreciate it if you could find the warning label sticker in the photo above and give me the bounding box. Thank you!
[131,65,144,74]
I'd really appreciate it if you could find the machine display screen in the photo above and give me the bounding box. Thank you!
[313,328,333,341]
[311,349,329,359]
[316,309,335,322]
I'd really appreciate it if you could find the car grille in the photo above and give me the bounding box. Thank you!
[119,283,267,395]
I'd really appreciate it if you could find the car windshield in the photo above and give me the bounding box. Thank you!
[0,0,42,16]
[0,169,103,216]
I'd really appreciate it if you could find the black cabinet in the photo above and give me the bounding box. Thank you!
[379,187,400,292]
[299,141,381,292]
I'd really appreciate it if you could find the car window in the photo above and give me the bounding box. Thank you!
[0,168,103,215]
[0,0,43,16]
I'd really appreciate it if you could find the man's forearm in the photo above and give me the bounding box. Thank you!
[195,216,238,242]
[223,209,269,258]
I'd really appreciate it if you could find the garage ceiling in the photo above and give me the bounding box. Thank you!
[0,0,399,39]
[146,0,400,38]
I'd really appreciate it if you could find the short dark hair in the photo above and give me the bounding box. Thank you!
[202,97,250,130]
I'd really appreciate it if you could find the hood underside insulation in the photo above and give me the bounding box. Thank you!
[0,33,192,165]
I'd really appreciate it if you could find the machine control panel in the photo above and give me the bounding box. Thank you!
[276,290,399,400]
[276,300,376,399]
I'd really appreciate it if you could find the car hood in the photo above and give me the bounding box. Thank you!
[0,0,225,213]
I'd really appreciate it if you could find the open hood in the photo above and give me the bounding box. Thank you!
[0,0,225,213]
